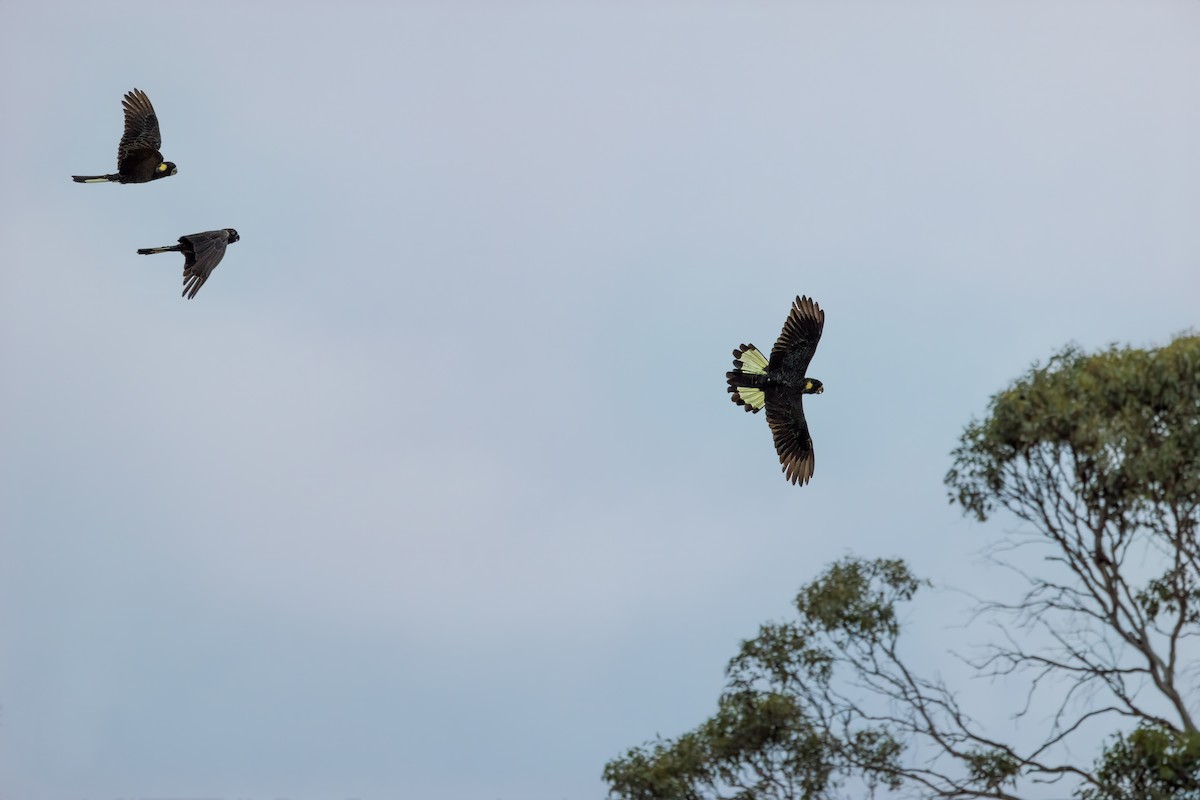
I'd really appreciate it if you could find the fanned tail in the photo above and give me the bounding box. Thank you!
[726,344,769,412]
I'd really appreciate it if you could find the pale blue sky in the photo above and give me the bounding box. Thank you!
[2,2,1198,799]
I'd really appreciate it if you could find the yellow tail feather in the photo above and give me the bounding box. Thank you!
[734,345,768,375]
[731,387,766,411]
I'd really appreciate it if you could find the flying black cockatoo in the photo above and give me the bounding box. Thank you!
[137,229,240,299]
[72,88,178,184]
[726,295,826,485]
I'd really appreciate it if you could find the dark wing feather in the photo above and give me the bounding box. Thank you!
[768,295,825,375]
[765,387,815,485]
[180,231,230,299]
[117,89,163,163]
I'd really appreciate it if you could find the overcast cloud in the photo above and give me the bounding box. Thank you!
[2,2,1199,799]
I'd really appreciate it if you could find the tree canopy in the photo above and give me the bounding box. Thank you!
[606,335,1200,799]
[947,335,1200,737]
[1082,725,1200,800]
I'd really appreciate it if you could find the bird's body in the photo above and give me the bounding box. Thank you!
[137,229,240,299]
[726,295,825,485]
[72,89,177,184]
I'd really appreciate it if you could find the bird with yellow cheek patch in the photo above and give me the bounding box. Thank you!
[726,295,826,486]
[72,88,178,184]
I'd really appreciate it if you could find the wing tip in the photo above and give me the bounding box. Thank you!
[792,294,825,325]
[780,452,815,486]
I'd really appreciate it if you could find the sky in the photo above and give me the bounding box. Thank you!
[1,1,1199,799]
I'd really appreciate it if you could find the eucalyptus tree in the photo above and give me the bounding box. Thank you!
[605,335,1200,800]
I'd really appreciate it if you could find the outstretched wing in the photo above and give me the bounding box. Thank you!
[180,231,230,299]
[768,295,824,375]
[117,89,163,164]
[765,388,815,485]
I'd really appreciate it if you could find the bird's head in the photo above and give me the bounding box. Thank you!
[153,161,178,179]
[224,228,240,243]
[804,378,824,395]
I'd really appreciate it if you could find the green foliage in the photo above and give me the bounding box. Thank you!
[963,748,1020,791]
[609,337,1200,800]
[947,335,1200,523]
[1080,725,1200,800]
[944,337,1200,726]
[602,690,840,800]
[794,558,923,644]
[604,559,911,800]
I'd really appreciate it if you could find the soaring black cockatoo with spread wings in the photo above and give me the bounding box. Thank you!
[726,295,825,486]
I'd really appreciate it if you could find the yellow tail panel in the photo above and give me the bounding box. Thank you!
[734,345,768,375]
[731,387,766,411]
